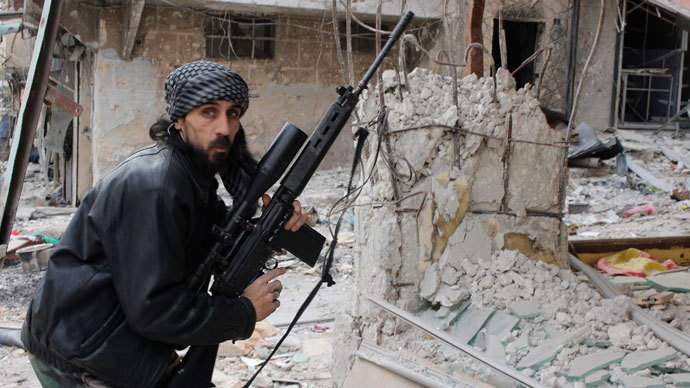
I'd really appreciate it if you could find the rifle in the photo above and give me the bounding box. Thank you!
[166,11,414,387]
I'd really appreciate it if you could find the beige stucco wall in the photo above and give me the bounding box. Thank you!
[89,5,407,183]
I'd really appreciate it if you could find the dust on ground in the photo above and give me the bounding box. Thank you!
[0,128,689,387]
[0,162,357,388]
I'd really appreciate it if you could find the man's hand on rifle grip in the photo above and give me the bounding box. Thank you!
[242,268,286,322]
[260,194,311,232]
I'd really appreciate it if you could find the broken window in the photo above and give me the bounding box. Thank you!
[491,19,542,89]
[205,15,276,60]
[338,21,391,52]
[618,1,687,127]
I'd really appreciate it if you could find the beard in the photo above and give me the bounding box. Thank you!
[181,136,232,174]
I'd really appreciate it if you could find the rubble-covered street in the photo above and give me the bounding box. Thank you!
[2,0,690,387]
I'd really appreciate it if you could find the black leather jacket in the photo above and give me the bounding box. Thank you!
[22,141,256,387]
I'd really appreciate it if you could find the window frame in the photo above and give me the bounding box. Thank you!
[205,15,276,60]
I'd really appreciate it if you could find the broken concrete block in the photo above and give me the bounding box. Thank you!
[217,340,253,357]
[264,335,301,353]
[483,310,520,341]
[607,323,633,347]
[646,271,690,292]
[508,301,541,318]
[560,348,625,380]
[515,327,590,370]
[669,373,690,386]
[435,284,470,307]
[420,261,440,300]
[618,375,665,388]
[450,307,495,344]
[584,369,610,387]
[440,265,461,284]
[620,347,677,372]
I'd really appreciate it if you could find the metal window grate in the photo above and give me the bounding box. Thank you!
[206,15,276,60]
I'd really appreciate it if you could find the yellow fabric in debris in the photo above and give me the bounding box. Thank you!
[605,248,668,276]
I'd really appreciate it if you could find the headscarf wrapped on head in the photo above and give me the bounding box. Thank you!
[164,61,249,122]
[163,61,257,201]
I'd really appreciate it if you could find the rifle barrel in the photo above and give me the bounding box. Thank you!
[354,11,414,96]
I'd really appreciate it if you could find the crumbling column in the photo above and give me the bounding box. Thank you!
[333,67,566,385]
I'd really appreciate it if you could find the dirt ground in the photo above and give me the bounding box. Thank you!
[0,162,357,388]
[0,129,688,387]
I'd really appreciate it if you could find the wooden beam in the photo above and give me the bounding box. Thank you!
[121,0,145,60]
[466,0,485,77]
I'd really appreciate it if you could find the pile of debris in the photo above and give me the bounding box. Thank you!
[334,66,690,387]
[414,248,689,386]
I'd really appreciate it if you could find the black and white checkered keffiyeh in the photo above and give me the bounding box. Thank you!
[164,61,249,122]
[164,61,257,202]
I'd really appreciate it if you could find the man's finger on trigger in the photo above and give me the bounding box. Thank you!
[292,200,301,214]
[259,268,284,282]
[261,194,271,208]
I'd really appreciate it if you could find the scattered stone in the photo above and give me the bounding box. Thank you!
[607,323,632,347]
[508,301,541,318]
[264,335,301,353]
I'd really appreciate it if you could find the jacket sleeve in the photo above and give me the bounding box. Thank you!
[91,167,256,346]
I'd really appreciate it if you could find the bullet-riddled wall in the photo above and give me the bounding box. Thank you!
[89,5,410,182]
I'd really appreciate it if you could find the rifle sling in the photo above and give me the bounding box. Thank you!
[242,128,369,388]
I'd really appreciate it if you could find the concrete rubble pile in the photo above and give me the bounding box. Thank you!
[418,248,689,386]
[333,68,690,387]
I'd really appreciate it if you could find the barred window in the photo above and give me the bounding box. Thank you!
[206,15,276,59]
[339,21,390,52]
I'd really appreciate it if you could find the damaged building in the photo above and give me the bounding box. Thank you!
[3,0,442,206]
[0,0,689,387]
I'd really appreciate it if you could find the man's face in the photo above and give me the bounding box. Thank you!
[175,100,241,170]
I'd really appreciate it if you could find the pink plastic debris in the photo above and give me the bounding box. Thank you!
[623,203,656,218]
[311,325,329,332]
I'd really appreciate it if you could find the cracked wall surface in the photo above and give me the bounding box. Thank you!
[333,67,566,385]
[88,5,399,182]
